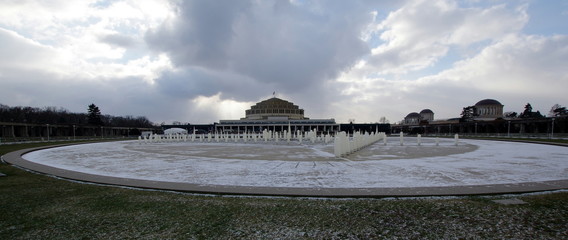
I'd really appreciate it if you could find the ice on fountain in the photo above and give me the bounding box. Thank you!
[334,131,385,157]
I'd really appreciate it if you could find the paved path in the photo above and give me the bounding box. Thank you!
[3,142,568,197]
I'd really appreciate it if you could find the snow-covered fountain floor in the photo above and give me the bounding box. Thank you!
[14,138,568,196]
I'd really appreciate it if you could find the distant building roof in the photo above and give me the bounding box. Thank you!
[475,99,502,106]
[405,112,421,118]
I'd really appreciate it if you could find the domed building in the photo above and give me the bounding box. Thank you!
[474,99,504,120]
[402,109,435,125]
[243,97,306,120]
[403,112,421,125]
[217,96,338,133]
[420,109,434,122]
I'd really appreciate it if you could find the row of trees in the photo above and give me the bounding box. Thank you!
[0,103,154,128]
[503,103,568,118]
[503,103,545,119]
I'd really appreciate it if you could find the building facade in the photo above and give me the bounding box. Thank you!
[420,109,434,121]
[402,109,435,125]
[403,112,421,125]
[474,99,504,120]
[216,97,339,134]
[244,97,306,120]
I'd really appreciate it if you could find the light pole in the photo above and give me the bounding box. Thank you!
[101,126,103,139]
[551,118,555,139]
[46,124,50,141]
[507,121,511,138]
[73,125,76,140]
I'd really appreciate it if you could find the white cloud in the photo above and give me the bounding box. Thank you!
[0,28,71,74]
[0,1,93,30]
[0,0,566,125]
[0,0,176,120]
[447,4,528,45]
[333,33,568,123]
[364,0,528,75]
[421,34,568,102]
[0,0,172,62]
[0,27,172,82]
[326,0,549,123]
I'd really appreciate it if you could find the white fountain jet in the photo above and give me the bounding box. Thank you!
[454,134,459,146]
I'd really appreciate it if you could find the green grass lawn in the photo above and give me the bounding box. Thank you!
[1,141,567,239]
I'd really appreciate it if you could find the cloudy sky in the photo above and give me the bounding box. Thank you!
[1,0,566,124]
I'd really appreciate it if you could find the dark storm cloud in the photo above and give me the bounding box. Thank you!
[155,69,218,98]
[146,1,251,69]
[154,66,269,102]
[146,0,377,101]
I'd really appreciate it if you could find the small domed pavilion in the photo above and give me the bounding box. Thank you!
[474,99,504,119]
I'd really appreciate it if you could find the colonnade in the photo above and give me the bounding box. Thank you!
[476,106,503,117]
[215,124,339,135]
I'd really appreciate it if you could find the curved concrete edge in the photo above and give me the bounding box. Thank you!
[464,138,568,147]
[2,144,568,198]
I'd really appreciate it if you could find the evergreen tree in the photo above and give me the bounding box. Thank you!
[460,106,477,122]
[520,103,544,118]
[87,103,103,126]
[521,103,533,117]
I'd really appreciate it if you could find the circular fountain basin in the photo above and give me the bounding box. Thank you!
[7,137,568,197]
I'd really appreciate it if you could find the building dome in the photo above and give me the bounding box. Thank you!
[475,99,502,106]
[474,99,504,119]
[403,112,421,125]
[405,112,421,118]
[419,109,434,122]
[244,97,306,120]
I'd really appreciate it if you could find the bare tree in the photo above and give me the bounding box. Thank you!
[549,104,567,117]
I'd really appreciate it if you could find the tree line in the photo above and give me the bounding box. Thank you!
[0,103,154,128]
